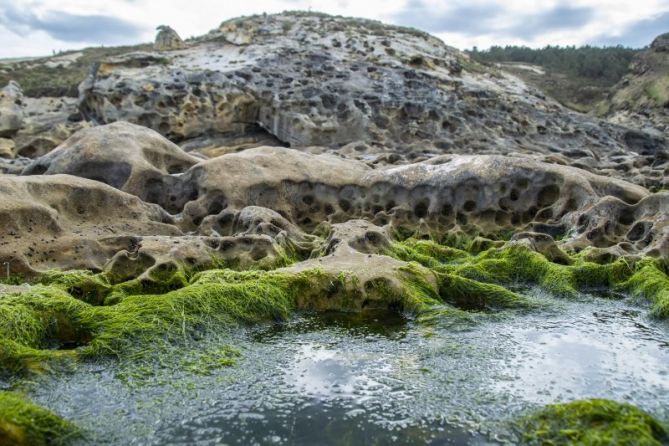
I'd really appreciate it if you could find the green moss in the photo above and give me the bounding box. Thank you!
[0,263,444,374]
[621,259,669,318]
[386,238,669,318]
[0,391,79,446]
[39,270,111,305]
[519,399,669,446]
[437,273,536,310]
[181,345,241,375]
[0,286,88,375]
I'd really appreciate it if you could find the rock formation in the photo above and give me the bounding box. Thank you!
[77,14,669,191]
[154,25,184,51]
[599,32,669,139]
[2,12,669,445]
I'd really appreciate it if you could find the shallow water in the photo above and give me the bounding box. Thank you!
[27,291,669,445]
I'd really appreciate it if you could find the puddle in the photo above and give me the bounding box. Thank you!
[26,293,669,445]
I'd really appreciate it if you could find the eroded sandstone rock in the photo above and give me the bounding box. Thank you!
[77,12,666,188]
[0,81,24,137]
[155,25,184,51]
[22,121,201,212]
[0,174,178,275]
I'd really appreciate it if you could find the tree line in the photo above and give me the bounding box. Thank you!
[468,45,640,84]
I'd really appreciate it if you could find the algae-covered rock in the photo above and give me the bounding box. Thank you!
[519,399,669,445]
[0,391,78,446]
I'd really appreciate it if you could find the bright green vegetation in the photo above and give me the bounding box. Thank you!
[1,235,669,443]
[0,391,79,446]
[388,239,669,318]
[519,399,669,445]
[2,237,669,379]
[0,264,440,377]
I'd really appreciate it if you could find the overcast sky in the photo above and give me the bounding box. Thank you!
[1,0,668,57]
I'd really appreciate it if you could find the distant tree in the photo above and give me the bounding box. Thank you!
[467,45,640,84]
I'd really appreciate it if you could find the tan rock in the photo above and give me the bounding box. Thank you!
[0,137,15,158]
[154,25,184,51]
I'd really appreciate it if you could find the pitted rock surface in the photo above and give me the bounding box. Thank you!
[22,121,200,211]
[1,12,669,280]
[78,13,667,188]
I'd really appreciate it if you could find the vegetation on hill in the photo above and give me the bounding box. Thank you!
[469,45,639,83]
[468,45,641,111]
[0,44,151,97]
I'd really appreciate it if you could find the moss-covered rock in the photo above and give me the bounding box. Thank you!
[388,238,669,317]
[519,399,669,446]
[0,391,78,446]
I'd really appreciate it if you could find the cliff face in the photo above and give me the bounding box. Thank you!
[598,32,669,136]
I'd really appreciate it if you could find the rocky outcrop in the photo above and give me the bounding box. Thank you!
[154,25,184,51]
[1,12,669,280]
[23,121,201,212]
[77,13,667,189]
[11,119,668,279]
[599,32,669,141]
[0,81,24,137]
[651,32,669,51]
[0,81,89,169]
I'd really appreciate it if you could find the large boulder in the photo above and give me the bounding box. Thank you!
[22,121,201,212]
[651,32,669,51]
[0,174,179,274]
[77,12,662,188]
[0,81,24,137]
[154,25,184,51]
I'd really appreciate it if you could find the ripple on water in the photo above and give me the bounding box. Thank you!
[25,297,669,445]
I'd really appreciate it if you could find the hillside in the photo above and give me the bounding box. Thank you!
[468,45,639,112]
[597,32,669,133]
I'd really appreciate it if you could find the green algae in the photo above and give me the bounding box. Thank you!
[622,258,669,318]
[0,264,443,376]
[388,238,669,318]
[519,399,669,446]
[0,391,79,446]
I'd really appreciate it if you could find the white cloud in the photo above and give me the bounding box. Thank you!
[0,0,668,57]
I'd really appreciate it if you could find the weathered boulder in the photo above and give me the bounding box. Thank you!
[0,174,178,275]
[0,81,24,137]
[154,25,184,51]
[651,32,669,51]
[22,121,201,212]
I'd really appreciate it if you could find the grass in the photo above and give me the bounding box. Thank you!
[519,399,669,445]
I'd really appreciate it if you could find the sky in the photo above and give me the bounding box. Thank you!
[0,0,668,58]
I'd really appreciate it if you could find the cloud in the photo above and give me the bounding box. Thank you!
[392,0,503,35]
[593,11,669,47]
[0,4,147,44]
[393,1,596,40]
[507,6,596,39]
